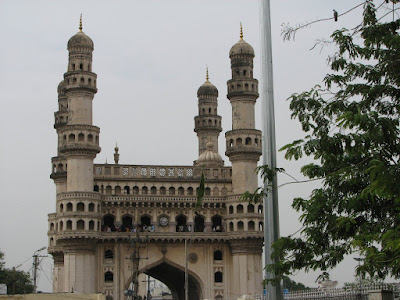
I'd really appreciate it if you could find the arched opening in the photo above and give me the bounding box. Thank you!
[68,133,75,141]
[236,138,242,145]
[248,221,255,231]
[140,215,151,231]
[214,250,223,261]
[66,202,73,212]
[78,133,84,142]
[214,271,223,283]
[106,185,112,194]
[60,203,64,213]
[176,215,187,232]
[255,138,259,146]
[229,222,233,231]
[187,187,193,195]
[238,221,244,231]
[66,220,72,230]
[124,186,130,194]
[229,205,233,214]
[142,186,148,194]
[245,137,251,145]
[94,185,99,192]
[59,221,64,231]
[178,187,184,195]
[105,250,113,259]
[88,134,93,142]
[142,261,202,300]
[122,215,133,232]
[89,220,95,230]
[229,139,234,147]
[160,186,166,195]
[169,187,175,195]
[205,187,211,196]
[212,215,223,232]
[151,186,157,194]
[243,69,247,76]
[237,204,244,213]
[104,271,113,283]
[77,202,84,212]
[103,215,115,231]
[50,223,54,231]
[259,221,264,231]
[77,220,84,230]
[194,215,205,232]
[114,186,121,194]
[258,205,263,214]
[132,186,139,195]
[248,204,254,213]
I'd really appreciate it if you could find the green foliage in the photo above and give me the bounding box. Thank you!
[240,165,285,204]
[267,1,400,282]
[282,276,310,291]
[0,250,33,294]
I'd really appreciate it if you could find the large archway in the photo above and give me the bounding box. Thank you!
[127,259,202,300]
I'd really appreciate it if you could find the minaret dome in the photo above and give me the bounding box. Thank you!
[229,24,254,57]
[67,16,94,51]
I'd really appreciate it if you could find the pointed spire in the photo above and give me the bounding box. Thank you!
[240,22,243,40]
[206,66,209,82]
[79,14,83,32]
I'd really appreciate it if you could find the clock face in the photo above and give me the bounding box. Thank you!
[159,216,169,226]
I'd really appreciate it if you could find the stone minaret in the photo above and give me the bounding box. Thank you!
[226,26,263,296]
[225,25,262,194]
[194,68,222,156]
[49,17,101,293]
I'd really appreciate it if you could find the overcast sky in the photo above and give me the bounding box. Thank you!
[0,0,389,293]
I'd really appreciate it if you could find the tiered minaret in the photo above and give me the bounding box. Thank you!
[225,25,262,194]
[48,17,101,293]
[225,26,263,297]
[194,68,223,157]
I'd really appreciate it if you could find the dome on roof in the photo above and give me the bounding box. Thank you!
[197,81,218,97]
[196,142,224,167]
[67,31,94,50]
[229,39,254,57]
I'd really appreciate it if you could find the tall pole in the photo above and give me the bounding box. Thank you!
[184,239,188,300]
[33,255,38,293]
[260,0,283,299]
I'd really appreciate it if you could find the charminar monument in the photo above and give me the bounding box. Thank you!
[48,18,264,300]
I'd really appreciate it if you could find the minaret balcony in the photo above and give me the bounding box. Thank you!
[227,82,259,100]
[225,129,262,161]
[194,116,222,132]
[64,71,97,93]
[54,111,68,129]
[51,156,67,180]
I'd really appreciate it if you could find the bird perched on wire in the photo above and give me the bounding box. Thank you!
[333,9,338,22]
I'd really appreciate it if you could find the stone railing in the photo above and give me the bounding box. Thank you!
[94,164,232,181]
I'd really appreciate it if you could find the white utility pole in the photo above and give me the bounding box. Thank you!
[260,0,283,299]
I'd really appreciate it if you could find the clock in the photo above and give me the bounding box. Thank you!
[159,216,169,226]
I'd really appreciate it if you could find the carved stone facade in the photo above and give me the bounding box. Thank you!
[48,23,263,300]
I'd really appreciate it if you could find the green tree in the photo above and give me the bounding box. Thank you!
[282,276,310,291]
[244,0,400,282]
[0,250,34,294]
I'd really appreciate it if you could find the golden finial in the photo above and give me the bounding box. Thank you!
[240,22,243,40]
[206,66,209,82]
[79,14,83,32]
